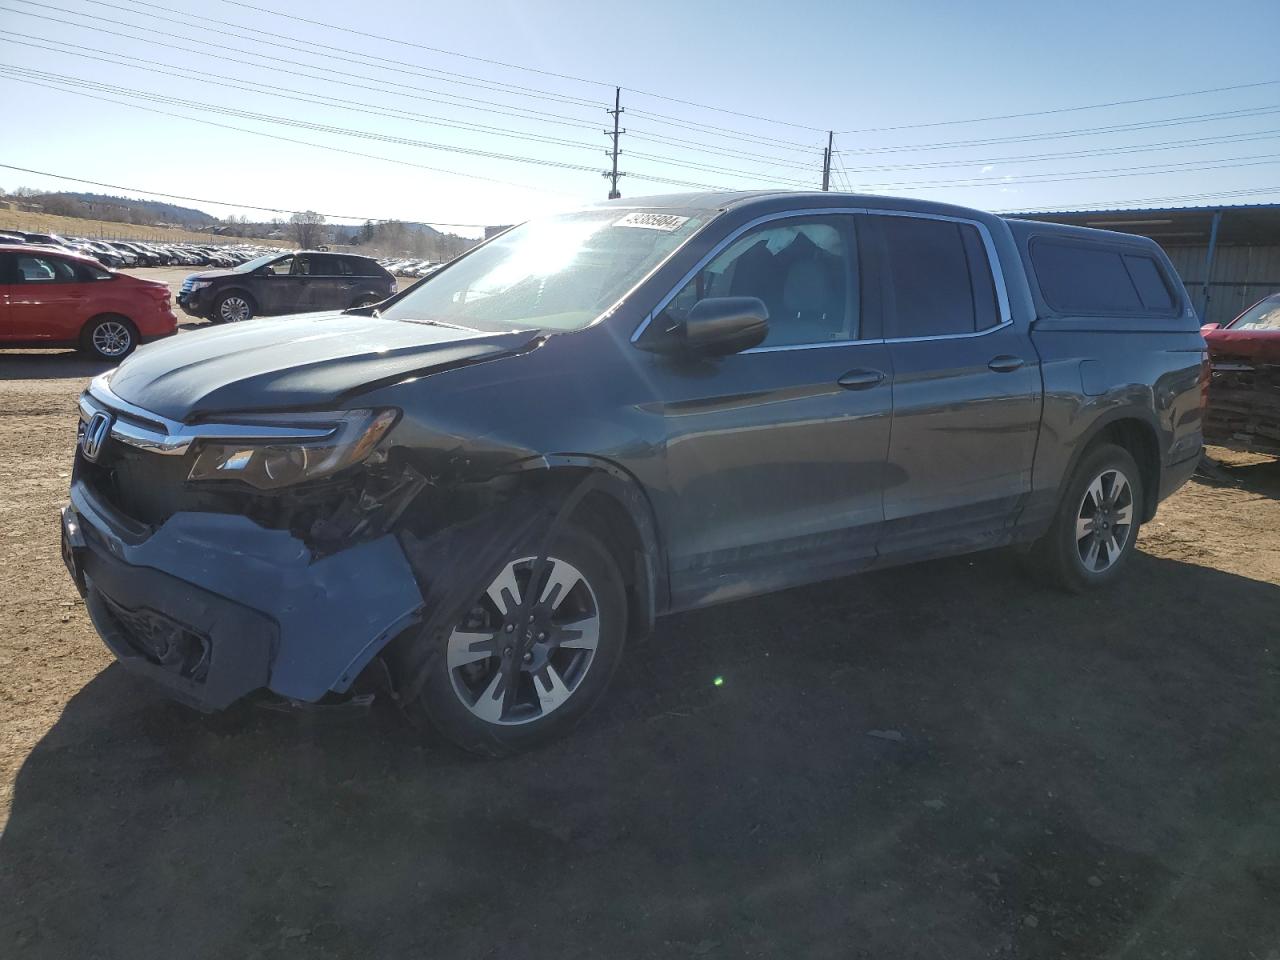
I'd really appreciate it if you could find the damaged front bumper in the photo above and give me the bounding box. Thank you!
[62,479,424,711]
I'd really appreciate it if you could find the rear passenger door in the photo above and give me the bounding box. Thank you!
[862,211,1041,560]
[305,254,359,311]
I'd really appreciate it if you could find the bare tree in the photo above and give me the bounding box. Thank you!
[289,210,327,249]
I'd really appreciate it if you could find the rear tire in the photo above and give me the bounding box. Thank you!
[79,315,138,362]
[395,524,627,757]
[1033,443,1144,592]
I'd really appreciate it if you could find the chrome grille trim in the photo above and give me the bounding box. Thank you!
[81,374,339,457]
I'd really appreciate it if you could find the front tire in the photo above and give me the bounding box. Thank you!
[1033,442,1144,592]
[212,292,255,323]
[397,524,627,757]
[79,315,137,361]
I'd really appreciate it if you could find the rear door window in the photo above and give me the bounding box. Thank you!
[879,216,998,337]
[309,255,350,276]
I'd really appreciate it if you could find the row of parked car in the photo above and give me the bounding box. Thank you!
[0,230,278,270]
[379,258,442,278]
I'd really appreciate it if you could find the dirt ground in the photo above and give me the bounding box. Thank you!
[1,272,1278,958]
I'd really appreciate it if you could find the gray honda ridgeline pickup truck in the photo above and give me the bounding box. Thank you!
[62,191,1205,755]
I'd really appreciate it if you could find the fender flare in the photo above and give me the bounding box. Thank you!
[515,454,667,632]
[1053,404,1164,522]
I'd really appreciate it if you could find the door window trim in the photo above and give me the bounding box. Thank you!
[630,207,1013,350]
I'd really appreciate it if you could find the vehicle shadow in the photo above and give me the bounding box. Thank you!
[2,551,1278,959]
[0,351,111,382]
[0,324,211,383]
[1200,447,1280,499]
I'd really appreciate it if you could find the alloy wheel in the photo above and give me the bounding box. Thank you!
[219,296,251,322]
[92,321,132,358]
[447,556,601,726]
[1075,468,1135,573]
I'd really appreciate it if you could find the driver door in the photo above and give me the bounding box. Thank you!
[257,255,304,314]
[639,213,894,609]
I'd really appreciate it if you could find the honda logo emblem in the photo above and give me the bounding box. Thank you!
[80,411,113,462]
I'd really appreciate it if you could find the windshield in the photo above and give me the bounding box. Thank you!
[379,208,706,332]
[234,253,284,274]
[1230,293,1280,331]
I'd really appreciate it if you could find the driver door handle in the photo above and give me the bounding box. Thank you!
[837,368,885,390]
[988,355,1025,373]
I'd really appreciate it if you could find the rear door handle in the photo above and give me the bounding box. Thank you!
[988,355,1025,373]
[837,368,885,390]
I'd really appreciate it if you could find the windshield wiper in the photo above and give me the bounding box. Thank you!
[394,316,478,332]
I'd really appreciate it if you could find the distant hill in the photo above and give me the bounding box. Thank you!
[329,221,445,243]
[60,192,219,226]
[15,190,218,228]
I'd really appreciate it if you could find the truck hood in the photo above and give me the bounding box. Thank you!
[108,311,540,420]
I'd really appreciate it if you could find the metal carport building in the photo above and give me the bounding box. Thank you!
[1008,204,1280,325]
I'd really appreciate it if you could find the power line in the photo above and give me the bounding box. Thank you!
[18,65,1276,202]
[853,153,1280,192]
[0,72,581,195]
[0,66,611,173]
[2,35,826,188]
[997,184,1280,214]
[0,15,826,176]
[0,11,606,131]
[207,0,829,134]
[830,129,1280,175]
[0,35,609,154]
[11,0,602,109]
[836,79,1280,135]
[0,162,493,225]
[149,0,1280,147]
[833,105,1280,156]
[97,0,826,152]
[0,70,746,194]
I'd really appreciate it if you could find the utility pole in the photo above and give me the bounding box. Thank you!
[604,86,625,200]
[821,130,833,191]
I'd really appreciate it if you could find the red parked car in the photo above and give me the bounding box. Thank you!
[1201,292,1280,457]
[0,244,177,361]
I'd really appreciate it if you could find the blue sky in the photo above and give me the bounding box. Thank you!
[1,0,1277,233]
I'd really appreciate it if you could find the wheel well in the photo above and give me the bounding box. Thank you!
[1091,418,1160,522]
[81,312,136,338]
[567,487,654,641]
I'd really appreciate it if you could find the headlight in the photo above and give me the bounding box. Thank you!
[187,408,398,489]
[190,280,212,291]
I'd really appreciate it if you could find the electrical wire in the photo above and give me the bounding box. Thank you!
[0,35,608,153]
[10,0,602,109]
[0,10,607,131]
[0,72,582,195]
[9,67,1278,200]
[837,80,1280,135]
[996,184,1280,214]
[206,0,829,133]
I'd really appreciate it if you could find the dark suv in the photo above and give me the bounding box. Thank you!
[63,192,1205,755]
[176,250,396,323]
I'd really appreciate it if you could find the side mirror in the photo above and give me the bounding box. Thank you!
[1200,322,1221,334]
[682,297,769,356]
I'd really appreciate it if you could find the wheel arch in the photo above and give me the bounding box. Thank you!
[516,455,665,640]
[1062,409,1162,523]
